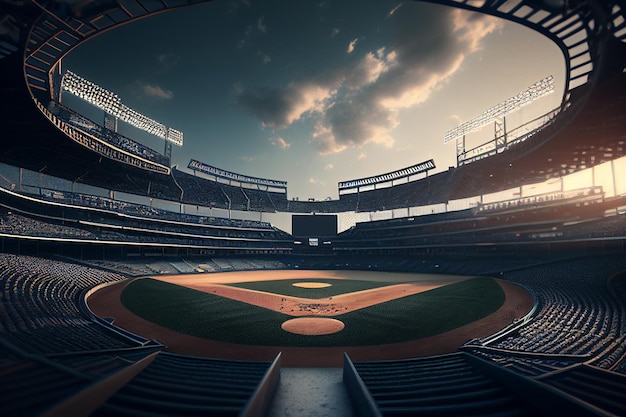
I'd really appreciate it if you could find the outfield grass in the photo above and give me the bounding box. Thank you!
[121,277,504,347]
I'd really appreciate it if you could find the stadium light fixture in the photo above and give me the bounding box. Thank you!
[444,75,554,143]
[61,70,183,146]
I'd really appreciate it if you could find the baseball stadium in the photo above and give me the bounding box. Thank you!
[1,1,625,416]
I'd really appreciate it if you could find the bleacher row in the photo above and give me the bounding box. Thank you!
[0,184,295,254]
[91,352,280,417]
[335,193,626,251]
[84,258,288,276]
[2,174,624,257]
[472,256,626,365]
[0,254,138,354]
[344,352,626,417]
[16,186,275,230]
[345,353,538,417]
[1,348,280,417]
[172,169,284,213]
[0,207,291,252]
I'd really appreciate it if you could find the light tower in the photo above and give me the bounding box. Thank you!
[444,76,555,166]
[60,70,183,162]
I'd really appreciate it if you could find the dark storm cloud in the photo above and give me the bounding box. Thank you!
[235,80,337,129]
[314,4,502,154]
[235,85,295,128]
[234,3,502,154]
[316,94,397,152]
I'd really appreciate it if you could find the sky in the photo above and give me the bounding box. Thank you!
[61,0,565,201]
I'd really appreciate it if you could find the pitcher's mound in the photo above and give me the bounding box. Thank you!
[292,282,332,288]
[281,317,345,335]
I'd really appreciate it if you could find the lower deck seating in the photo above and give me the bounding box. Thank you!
[0,254,143,355]
[538,364,626,417]
[0,348,280,417]
[344,353,538,417]
[91,352,280,417]
[487,256,626,366]
[343,351,626,417]
[0,358,93,417]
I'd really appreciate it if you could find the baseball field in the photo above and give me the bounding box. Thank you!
[87,270,533,366]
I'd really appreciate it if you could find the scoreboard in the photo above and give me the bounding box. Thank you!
[292,214,337,237]
[292,214,337,251]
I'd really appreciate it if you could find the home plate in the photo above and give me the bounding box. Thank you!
[281,317,345,335]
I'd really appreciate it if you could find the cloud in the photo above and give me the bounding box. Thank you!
[449,114,463,125]
[228,0,250,13]
[237,15,267,48]
[269,137,290,149]
[257,16,266,33]
[308,177,324,185]
[235,81,336,129]
[155,53,180,73]
[324,163,334,170]
[257,51,271,64]
[358,152,367,160]
[235,4,502,155]
[314,95,397,154]
[388,3,402,17]
[312,6,502,154]
[138,82,174,100]
[237,26,253,48]
[331,27,340,38]
[344,48,395,89]
[241,155,255,162]
[347,38,359,54]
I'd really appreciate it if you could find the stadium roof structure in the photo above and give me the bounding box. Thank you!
[0,0,625,200]
[338,159,436,192]
[188,159,288,191]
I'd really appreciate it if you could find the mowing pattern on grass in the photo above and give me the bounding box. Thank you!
[120,277,504,347]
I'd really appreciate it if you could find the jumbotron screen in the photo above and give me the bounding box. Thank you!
[292,214,337,237]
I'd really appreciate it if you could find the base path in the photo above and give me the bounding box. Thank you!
[153,279,451,318]
[87,270,534,367]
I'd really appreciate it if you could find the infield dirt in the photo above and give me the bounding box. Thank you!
[152,271,464,318]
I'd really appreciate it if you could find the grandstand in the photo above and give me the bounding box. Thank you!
[1,0,626,416]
